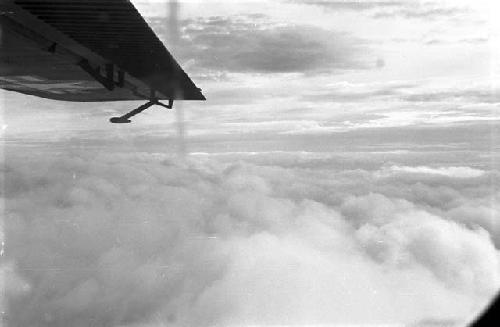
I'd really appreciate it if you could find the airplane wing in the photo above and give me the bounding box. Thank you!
[0,0,205,102]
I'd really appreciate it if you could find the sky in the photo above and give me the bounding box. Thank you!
[1,0,500,326]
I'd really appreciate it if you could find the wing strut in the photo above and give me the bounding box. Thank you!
[109,99,173,123]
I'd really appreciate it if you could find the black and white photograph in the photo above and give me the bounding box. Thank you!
[1,0,499,326]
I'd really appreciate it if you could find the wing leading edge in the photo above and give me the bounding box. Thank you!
[0,0,205,102]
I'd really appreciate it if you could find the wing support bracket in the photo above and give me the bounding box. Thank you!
[78,59,115,91]
[110,99,174,123]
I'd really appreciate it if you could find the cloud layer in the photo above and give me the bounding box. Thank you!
[148,14,372,74]
[3,148,499,326]
[291,0,469,20]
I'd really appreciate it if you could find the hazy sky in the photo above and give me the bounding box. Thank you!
[2,1,500,326]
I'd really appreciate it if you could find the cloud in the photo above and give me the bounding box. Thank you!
[301,81,500,105]
[388,165,486,178]
[290,0,406,11]
[423,37,489,46]
[372,5,468,20]
[300,81,418,102]
[148,15,372,74]
[401,89,500,104]
[348,193,498,293]
[292,0,469,21]
[3,148,499,326]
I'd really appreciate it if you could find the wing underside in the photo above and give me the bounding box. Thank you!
[0,0,205,102]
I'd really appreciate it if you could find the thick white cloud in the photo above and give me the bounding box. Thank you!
[3,149,499,326]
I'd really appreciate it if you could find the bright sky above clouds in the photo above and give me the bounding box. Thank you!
[136,0,500,136]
